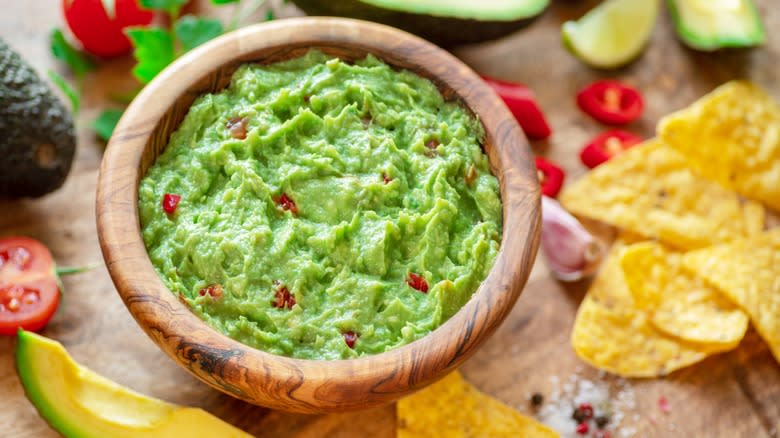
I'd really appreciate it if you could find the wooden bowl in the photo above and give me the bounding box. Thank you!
[96,17,541,413]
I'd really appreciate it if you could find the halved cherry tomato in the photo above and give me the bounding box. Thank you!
[577,80,644,125]
[579,130,643,168]
[535,157,566,198]
[62,0,155,58]
[0,237,60,335]
[482,76,552,140]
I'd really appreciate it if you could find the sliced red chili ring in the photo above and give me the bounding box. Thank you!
[577,80,644,125]
[535,157,565,198]
[482,76,552,140]
[579,130,643,168]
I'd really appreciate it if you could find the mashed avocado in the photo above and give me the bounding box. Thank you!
[139,51,502,360]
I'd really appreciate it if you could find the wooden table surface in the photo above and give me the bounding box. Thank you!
[1,1,778,437]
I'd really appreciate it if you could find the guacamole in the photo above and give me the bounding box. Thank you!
[139,51,502,360]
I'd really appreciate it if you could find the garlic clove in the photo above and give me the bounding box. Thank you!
[540,195,607,281]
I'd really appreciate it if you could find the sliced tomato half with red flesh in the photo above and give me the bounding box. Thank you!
[0,237,60,335]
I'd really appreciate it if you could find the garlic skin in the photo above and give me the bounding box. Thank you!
[540,196,606,281]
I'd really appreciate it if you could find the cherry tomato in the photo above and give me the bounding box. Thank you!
[535,157,566,198]
[579,130,643,168]
[0,237,60,335]
[62,0,154,58]
[482,76,552,140]
[577,80,644,125]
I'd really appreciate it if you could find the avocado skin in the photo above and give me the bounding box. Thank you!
[291,0,547,46]
[0,38,76,198]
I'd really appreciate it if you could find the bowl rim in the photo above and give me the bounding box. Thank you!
[97,17,540,413]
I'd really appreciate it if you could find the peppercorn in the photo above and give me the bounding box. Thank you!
[595,415,610,428]
[530,393,544,407]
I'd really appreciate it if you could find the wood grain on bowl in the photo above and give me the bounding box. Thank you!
[96,17,541,413]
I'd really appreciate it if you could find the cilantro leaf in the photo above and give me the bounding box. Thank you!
[175,16,223,52]
[126,28,175,84]
[93,109,124,142]
[50,29,94,78]
[139,0,188,14]
[47,70,80,115]
[265,10,274,21]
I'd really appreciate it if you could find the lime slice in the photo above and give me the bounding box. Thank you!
[562,0,660,69]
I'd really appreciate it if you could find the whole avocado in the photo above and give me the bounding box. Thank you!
[0,38,76,198]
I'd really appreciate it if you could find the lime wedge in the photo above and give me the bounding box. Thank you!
[562,0,660,69]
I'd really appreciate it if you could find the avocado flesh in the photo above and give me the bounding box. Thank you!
[0,38,76,198]
[15,330,252,438]
[290,0,549,46]
[668,0,765,51]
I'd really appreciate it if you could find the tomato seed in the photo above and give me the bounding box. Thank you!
[0,247,31,270]
[22,290,39,305]
[7,298,20,312]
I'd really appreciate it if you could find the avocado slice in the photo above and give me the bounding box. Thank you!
[290,0,549,46]
[668,0,765,51]
[0,38,76,198]
[15,330,253,438]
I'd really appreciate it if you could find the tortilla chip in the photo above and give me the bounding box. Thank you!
[621,242,748,348]
[659,81,780,211]
[559,140,764,250]
[571,240,713,377]
[682,228,780,363]
[397,371,558,438]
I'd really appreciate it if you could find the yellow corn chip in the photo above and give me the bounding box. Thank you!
[396,371,558,438]
[560,140,764,250]
[659,81,780,211]
[571,240,713,377]
[682,228,780,363]
[621,242,748,348]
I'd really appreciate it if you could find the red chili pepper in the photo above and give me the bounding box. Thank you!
[198,284,223,299]
[406,272,429,293]
[577,80,644,125]
[482,76,552,140]
[580,130,643,168]
[274,193,298,215]
[162,193,181,215]
[343,331,358,349]
[535,157,565,198]
[272,285,296,310]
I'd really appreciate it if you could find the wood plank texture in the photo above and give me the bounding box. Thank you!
[1,0,778,436]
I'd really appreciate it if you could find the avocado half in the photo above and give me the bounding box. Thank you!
[15,330,252,438]
[0,38,76,198]
[290,0,550,46]
[667,0,765,51]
